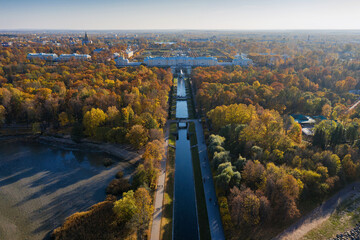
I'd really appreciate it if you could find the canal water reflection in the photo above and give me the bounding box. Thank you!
[173,71,199,240]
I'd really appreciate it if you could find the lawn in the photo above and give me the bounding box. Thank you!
[185,78,196,119]
[189,122,198,146]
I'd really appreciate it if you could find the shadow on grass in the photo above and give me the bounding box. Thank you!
[162,171,174,240]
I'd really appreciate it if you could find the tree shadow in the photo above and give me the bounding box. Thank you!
[0,141,137,239]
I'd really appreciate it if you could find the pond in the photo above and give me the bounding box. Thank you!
[0,141,134,240]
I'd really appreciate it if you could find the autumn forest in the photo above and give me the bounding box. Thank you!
[1,31,360,240]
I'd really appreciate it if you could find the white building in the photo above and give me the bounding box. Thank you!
[115,56,130,66]
[113,53,120,58]
[232,54,254,66]
[27,53,58,61]
[2,42,12,47]
[58,53,91,61]
[143,56,218,67]
[115,56,141,66]
[125,49,134,58]
[116,54,253,68]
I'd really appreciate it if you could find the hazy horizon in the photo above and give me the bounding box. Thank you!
[1,0,360,30]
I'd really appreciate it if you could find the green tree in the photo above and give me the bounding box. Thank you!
[215,164,232,190]
[212,150,231,169]
[342,154,358,181]
[330,123,346,147]
[215,162,241,191]
[133,188,153,239]
[346,122,358,144]
[83,108,107,137]
[288,120,302,144]
[32,122,41,134]
[121,106,134,126]
[113,190,137,224]
[141,112,159,129]
[320,151,341,176]
[58,112,69,127]
[233,155,247,172]
[218,196,234,237]
[208,134,226,156]
[207,104,256,131]
[126,125,148,149]
[106,127,128,143]
[313,128,326,149]
[106,106,120,125]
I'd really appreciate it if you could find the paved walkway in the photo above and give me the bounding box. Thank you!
[150,121,169,240]
[193,119,225,240]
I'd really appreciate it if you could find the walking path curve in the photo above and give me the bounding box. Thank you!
[274,181,360,240]
[347,97,360,113]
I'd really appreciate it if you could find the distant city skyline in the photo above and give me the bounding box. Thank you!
[1,0,360,30]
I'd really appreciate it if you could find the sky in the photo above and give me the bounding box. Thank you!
[0,0,359,30]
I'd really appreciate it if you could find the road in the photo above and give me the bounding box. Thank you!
[150,121,169,240]
[347,97,360,113]
[274,181,360,240]
[193,119,225,240]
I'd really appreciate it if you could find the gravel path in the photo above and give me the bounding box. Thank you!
[274,182,360,240]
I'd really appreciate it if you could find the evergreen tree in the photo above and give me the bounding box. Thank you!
[330,123,345,147]
[313,128,326,149]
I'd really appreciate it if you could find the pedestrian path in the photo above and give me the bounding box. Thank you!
[150,122,169,240]
[194,120,225,240]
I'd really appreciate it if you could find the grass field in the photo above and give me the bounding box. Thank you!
[189,122,198,146]
[185,78,196,119]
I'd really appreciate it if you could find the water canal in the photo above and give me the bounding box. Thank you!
[173,71,199,240]
[175,72,189,119]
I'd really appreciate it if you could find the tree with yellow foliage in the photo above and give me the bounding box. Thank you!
[133,188,153,239]
[207,103,256,131]
[126,125,148,149]
[143,140,165,164]
[287,118,302,144]
[83,108,107,136]
[58,112,69,127]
